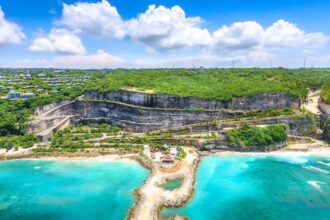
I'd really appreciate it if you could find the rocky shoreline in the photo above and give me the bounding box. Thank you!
[128,148,200,220]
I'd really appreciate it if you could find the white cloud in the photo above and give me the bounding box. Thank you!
[127,5,212,52]
[211,19,328,53]
[29,28,86,54]
[14,50,125,69]
[55,2,328,55]
[264,19,328,49]
[212,21,264,51]
[61,0,126,40]
[0,7,25,46]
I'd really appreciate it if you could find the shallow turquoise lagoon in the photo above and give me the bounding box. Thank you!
[162,155,330,220]
[0,160,148,220]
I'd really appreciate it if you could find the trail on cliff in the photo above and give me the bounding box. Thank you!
[302,90,321,115]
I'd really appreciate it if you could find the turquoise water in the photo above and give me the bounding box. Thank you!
[162,155,330,220]
[161,179,182,190]
[0,160,148,220]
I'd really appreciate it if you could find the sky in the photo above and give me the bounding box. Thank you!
[0,0,330,69]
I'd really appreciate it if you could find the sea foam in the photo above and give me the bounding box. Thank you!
[303,166,329,174]
[307,181,325,191]
[273,155,308,164]
[317,161,330,167]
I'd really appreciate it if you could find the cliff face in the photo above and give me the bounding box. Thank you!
[85,90,299,110]
[26,90,311,142]
[74,100,243,132]
[323,116,330,141]
[320,99,330,115]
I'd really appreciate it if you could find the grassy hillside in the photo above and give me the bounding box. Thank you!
[321,83,330,104]
[86,68,312,101]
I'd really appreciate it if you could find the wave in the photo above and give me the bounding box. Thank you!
[303,166,329,174]
[34,166,41,170]
[307,180,325,191]
[317,161,330,167]
[273,155,308,164]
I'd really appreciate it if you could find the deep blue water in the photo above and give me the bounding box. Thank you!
[162,155,330,220]
[0,160,148,220]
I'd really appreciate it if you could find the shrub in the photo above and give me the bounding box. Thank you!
[227,124,287,149]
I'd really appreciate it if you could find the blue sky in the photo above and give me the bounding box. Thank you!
[0,0,329,68]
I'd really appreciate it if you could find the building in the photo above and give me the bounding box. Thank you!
[7,90,35,100]
[7,90,20,100]
[160,155,176,168]
[170,147,178,157]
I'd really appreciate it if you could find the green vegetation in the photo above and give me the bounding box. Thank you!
[0,71,101,139]
[86,68,311,101]
[227,124,287,149]
[0,134,38,148]
[51,124,121,149]
[321,83,330,104]
[177,147,187,160]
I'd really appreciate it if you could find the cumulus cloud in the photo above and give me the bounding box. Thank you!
[14,50,125,69]
[55,1,328,55]
[29,28,86,54]
[60,0,126,40]
[127,5,211,52]
[212,21,264,51]
[0,7,25,46]
[264,19,328,49]
[211,19,328,53]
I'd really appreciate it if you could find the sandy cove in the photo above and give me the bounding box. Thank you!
[128,147,200,220]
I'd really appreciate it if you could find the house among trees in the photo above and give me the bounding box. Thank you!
[7,90,35,100]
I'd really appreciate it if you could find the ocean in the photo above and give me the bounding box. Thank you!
[162,155,330,220]
[0,159,148,220]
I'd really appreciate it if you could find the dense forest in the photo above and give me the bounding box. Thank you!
[86,68,330,101]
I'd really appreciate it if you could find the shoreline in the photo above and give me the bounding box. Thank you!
[1,146,330,220]
[1,144,329,162]
[128,147,200,220]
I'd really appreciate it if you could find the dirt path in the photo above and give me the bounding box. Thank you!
[302,90,321,115]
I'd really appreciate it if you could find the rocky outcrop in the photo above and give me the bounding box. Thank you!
[27,99,245,140]
[85,90,299,110]
[323,116,330,141]
[319,98,330,115]
[33,100,72,116]
[73,100,244,132]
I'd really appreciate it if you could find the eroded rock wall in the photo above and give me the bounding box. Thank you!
[320,99,330,115]
[85,90,299,110]
[323,116,330,141]
[74,100,244,132]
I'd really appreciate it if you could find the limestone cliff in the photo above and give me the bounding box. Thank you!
[320,98,330,115]
[85,90,299,110]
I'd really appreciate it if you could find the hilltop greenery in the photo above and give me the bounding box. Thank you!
[85,68,326,101]
[226,124,287,149]
[0,86,84,136]
[321,83,330,104]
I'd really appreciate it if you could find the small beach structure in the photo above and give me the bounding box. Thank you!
[160,155,176,168]
[170,147,178,157]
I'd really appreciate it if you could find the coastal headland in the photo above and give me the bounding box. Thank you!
[1,69,330,220]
